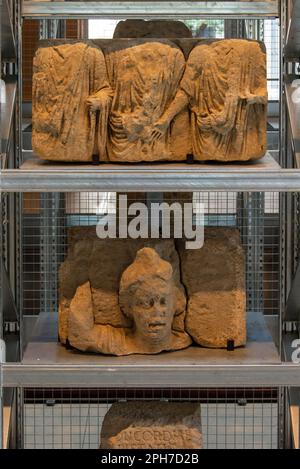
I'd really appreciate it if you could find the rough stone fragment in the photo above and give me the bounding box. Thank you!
[67,248,192,355]
[59,234,184,302]
[178,228,246,348]
[32,42,112,162]
[59,227,247,354]
[113,19,193,38]
[180,39,267,161]
[59,233,189,354]
[103,39,190,162]
[111,21,192,234]
[32,38,266,163]
[100,402,202,449]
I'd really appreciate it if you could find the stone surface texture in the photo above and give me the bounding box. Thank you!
[113,19,193,39]
[59,227,246,353]
[179,228,246,348]
[100,401,202,449]
[32,43,112,162]
[60,237,191,355]
[103,39,189,162]
[33,37,267,163]
[180,40,267,161]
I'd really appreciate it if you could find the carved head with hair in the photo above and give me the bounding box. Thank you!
[119,247,184,346]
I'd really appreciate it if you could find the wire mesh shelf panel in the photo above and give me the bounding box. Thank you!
[23,387,279,449]
[22,191,281,317]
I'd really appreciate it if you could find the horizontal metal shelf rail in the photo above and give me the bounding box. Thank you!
[2,363,300,387]
[22,1,279,19]
[2,167,300,192]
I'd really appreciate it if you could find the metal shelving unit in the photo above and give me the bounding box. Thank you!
[0,79,17,166]
[285,0,300,59]
[284,1,300,172]
[1,0,300,449]
[1,1,299,189]
[285,79,300,168]
[3,152,300,193]
[0,0,16,61]
[21,1,279,19]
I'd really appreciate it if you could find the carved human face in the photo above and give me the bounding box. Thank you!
[130,280,174,345]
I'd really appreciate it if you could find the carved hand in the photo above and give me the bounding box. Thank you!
[245,93,268,106]
[240,90,268,106]
[86,92,110,112]
[196,115,212,130]
[150,118,170,144]
[205,95,238,135]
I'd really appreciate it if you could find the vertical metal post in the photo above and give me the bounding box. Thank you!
[0,339,6,449]
[15,0,22,168]
[238,192,264,315]
[279,190,286,343]
[280,0,287,169]
[15,387,24,448]
[0,0,5,420]
[279,0,295,449]
[0,193,6,337]
[279,386,289,449]
[15,193,22,358]
[13,1,24,448]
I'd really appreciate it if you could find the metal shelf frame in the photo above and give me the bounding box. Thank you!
[0,1,296,193]
[21,1,279,20]
[3,160,300,192]
[2,363,300,388]
[1,0,300,450]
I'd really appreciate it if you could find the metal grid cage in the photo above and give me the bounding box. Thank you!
[22,191,281,318]
[23,387,279,449]
[2,9,287,452]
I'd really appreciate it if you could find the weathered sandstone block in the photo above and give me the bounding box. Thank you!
[67,247,192,355]
[113,19,193,39]
[59,227,246,353]
[59,235,189,354]
[180,39,267,161]
[33,38,266,163]
[178,228,246,348]
[100,402,202,449]
[32,42,112,162]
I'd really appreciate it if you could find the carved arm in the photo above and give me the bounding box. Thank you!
[151,90,189,142]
